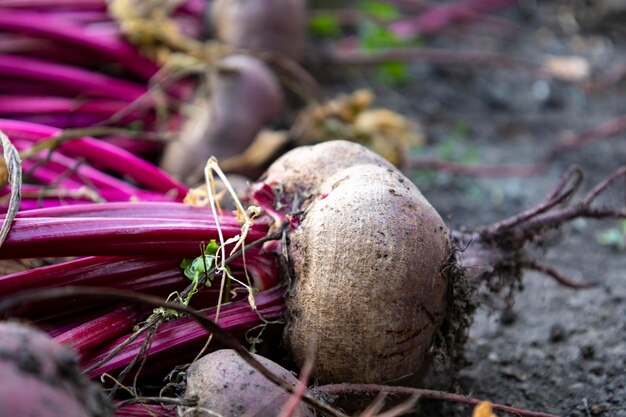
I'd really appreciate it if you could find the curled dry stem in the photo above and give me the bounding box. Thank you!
[0,129,21,248]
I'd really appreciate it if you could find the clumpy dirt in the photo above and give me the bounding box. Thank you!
[323,2,626,416]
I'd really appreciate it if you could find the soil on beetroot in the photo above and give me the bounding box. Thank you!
[317,3,625,417]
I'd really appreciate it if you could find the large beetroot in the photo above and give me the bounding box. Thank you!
[259,141,452,383]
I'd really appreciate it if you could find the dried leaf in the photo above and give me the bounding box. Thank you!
[472,401,498,417]
[543,56,590,82]
[220,130,290,173]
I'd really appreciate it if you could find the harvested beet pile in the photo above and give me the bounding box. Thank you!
[0,1,624,417]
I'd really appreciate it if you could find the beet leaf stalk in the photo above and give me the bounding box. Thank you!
[0,10,159,79]
[0,55,147,101]
[0,197,281,365]
[83,287,285,378]
[0,212,269,258]
[0,119,187,196]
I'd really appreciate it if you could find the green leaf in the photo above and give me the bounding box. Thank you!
[438,122,472,161]
[377,61,409,85]
[205,239,220,256]
[310,13,341,37]
[438,138,457,161]
[597,226,626,251]
[361,1,400,21]
[360,23,403,51]
[451,121,470,138]
[463,145,480,164]
[180,240,220,286]
[180,258,192,270]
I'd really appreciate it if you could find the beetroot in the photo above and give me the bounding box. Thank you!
[235,141,450,384]
[211,0,307,61]
[0,321,112,417]
[184,349,312,417]
[161,54,284,181]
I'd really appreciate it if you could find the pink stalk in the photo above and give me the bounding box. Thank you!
[16,139,152,198]
[103,137,163,155]
[13,114,115,128]
[0,256,183,295]
[1,184,95,205]
[0,34,53,53]
[390,0,517,38]
[4,199,86,210]
[0,77,95,96]
[20,155,173,203]
[0,55,147,101]
[51,280,265,355]
[0,250,276,297]
[14,201,240,220]
[21,159,86,190]
[0,11,159,79]
[36,10,111,24]
[0,216,270,259]
[0,95,156,128]
[0,254,275,326]
[0,96,139,119]
[2,183,170,212]
[0,35,106,67]
[0,0,106,9]
[85,287,286,378]
[53,304,145,352]
[0,119,187,196]
[115,404,176,417]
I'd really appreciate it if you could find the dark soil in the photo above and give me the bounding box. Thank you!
[325,2,626,416]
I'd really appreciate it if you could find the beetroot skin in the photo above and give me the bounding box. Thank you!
[0,321,112,417]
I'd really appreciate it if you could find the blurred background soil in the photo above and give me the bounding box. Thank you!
[323,1,625,416]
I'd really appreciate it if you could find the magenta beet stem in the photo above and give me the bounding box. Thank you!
[43,10,110,24]
[54,304,145,353]
[114,403,176,417]
[0,250,275,298]
[0,96,138,118]
[13,201,243,221]
[85,287,286,378]
[0,0,106,9]
[0,216,269,259]
[0,55,147,101]
[16,139,147,197]
[0,119,188,196]
[0,11,159,79]
[0,256,183,295]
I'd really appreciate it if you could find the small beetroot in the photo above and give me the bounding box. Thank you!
[0,321,112,417]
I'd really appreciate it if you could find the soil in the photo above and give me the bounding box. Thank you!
[322,2,626,416]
